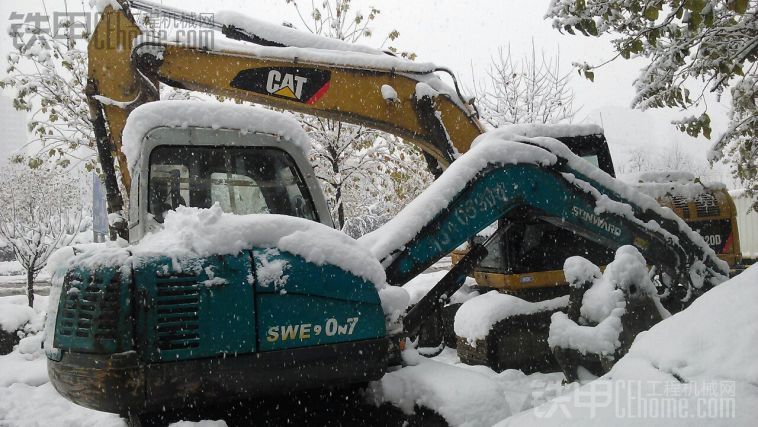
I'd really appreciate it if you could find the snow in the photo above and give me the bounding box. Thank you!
[0,382,125,427]
[562,256,602,287]
[549,311,623,356]
[55,204,386,288]
[635,171,697,183]
[414,82,439,100]
[580,246,657,323]
[0,305,36,333]
[88,0,121,13]
[255,248,290,289]
[360,131,557,263]
[380,84,399,102]
[499,123,604,139]
[619,263,758,385]
[0,296,46,335]
[548,246,669,356]
[402,270,480,306]
[368,349,513,426]
[514,133,728,276]
[122,101,312,177]
[214,10,383,56]
[454,291,569,346]
[625,170,727,201]
[367,347,567,427]
[139,31,439,74]
[0,261,23,276]
[504,264,758,426]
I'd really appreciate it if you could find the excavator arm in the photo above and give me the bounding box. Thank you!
[87,0,483,213]
[362,135,729,336]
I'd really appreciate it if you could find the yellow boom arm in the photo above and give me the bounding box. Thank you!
[88,1,484,197]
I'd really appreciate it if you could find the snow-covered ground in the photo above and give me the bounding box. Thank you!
[1,265,756,426]
[0,261,52,297]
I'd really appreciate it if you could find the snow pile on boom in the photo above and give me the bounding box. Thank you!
[359,131,558,263]
[361,127,727,281]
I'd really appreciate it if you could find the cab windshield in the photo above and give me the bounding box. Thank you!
[148,146,318,223]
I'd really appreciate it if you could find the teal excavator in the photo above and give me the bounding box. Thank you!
[44,1,729,424]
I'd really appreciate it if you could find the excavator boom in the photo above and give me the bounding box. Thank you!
[88,0,483,202]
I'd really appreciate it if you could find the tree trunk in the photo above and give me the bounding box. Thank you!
[335,186,345,229]
[26,269,34,308]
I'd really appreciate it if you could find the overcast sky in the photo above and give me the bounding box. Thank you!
[0,0,735,183]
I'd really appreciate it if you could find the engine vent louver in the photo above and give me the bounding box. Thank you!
[671,195,690,218]
[59,271,120,347]
[155,277,200,352]
[695,193,720,217]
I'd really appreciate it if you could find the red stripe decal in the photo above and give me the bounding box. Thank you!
[306,81,331,105]
[722,233,733,254]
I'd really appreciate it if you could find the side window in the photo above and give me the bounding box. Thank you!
[279,167,316,220]
[210,172,268,215]
[582,154,600,169]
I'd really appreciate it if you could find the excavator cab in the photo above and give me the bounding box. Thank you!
[128,125,334,242]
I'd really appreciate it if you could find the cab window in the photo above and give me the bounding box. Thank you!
[148,146,318,223]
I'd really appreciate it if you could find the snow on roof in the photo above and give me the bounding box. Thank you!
[133,27,473,113]
[454,291,569,345]
[402,270,479,306]
[621,170,727,201]
[359,131,558,262]
[122,100,312,176]
[498,123,604,139]
[52,204,386,288]
[635,170,697,183]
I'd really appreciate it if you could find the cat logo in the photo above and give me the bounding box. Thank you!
[266,70,308,100]
[230,67,332,104]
